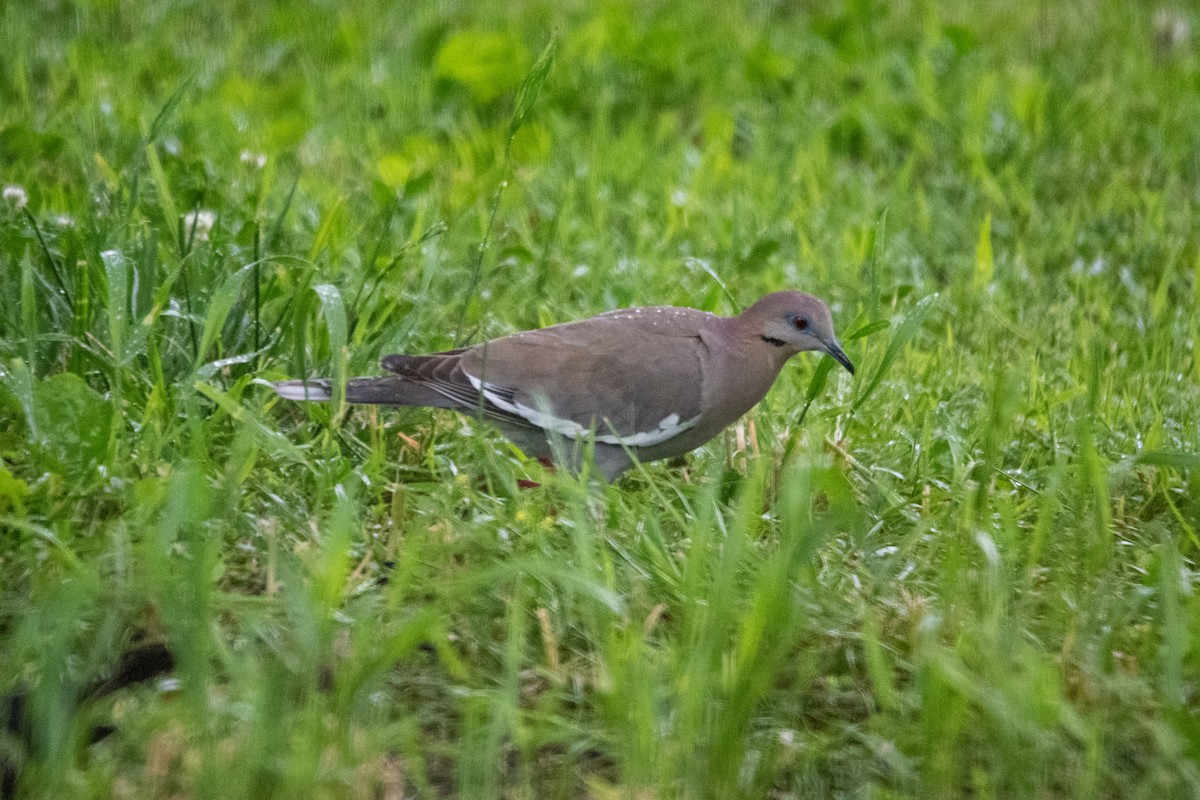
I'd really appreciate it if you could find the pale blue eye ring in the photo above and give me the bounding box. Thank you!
[788,313,809,331]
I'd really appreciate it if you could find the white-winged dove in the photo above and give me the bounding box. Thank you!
[275,291,854,480]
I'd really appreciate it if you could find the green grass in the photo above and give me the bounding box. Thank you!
[2,0,1200,797]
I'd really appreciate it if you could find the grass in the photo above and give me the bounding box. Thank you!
[2,0,1199,797]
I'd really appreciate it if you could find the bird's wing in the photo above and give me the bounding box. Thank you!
[456,310,712,446]
[379,349,541,429]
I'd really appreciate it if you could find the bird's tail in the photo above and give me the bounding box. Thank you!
[274,376,454,407]
[274,379,335,401]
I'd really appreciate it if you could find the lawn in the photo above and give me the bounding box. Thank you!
[2,0,1199,797]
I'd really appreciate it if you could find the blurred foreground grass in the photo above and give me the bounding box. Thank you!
[2,0,1200,797]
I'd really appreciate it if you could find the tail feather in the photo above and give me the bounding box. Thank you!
[273,376,457,408]
[274,379,333,401]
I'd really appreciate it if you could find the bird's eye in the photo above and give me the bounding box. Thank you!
[791,316,809,331]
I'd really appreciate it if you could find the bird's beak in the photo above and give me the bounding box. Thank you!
[825,340,855,375]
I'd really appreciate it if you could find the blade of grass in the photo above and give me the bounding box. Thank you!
[253,223,261,364]
[306,198,344,263]
[851,293,938,415]
[101,249,129,466]
[146,73,196,144]
[312,283,348,419]
[1158,529,1185,709]
[193,263,255,373]
[142,121,180,241]
[266,172,300,251]
[0,358,38,439]
[510,32,557,137]
[193,381,309,463]
[1134,450,1200,470]
[455,33,557,344]
[796,318,887,426]
[22,208,72,312]
[20,251,38,372]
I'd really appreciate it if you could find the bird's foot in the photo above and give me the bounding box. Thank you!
[516,458,555,489]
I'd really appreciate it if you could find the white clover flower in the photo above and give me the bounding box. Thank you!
[240,150,267,169]
[53,214,75,228]
[183,209,216,242]
[3,185,28,209]
[1155,8,1191,53]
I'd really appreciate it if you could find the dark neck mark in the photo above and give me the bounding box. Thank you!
[761,335,786,347]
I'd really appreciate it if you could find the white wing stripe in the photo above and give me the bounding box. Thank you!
[465,375,698,447]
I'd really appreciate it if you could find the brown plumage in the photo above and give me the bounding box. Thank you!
[275,292,854,480]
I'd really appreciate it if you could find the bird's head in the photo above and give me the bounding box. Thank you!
[744,291,855,374]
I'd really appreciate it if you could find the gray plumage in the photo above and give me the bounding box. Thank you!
[274,291,854,480]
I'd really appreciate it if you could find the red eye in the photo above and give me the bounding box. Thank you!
[791,316,809,331]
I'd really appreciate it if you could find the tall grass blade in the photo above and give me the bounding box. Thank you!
[1158,530,1185,709]
[194,263,254,374]
[146,73,195,144]
[312,283,348,417]
[20,251,38,371]
[510,32,557,137]
[851,293,937,413]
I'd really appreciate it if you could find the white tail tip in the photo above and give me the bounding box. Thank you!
[274,380,332,401]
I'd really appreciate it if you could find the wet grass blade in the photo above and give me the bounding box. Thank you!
[312,283,348,417]
[851,293,938,414]
[194,264,254,373]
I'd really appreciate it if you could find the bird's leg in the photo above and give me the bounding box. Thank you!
[516,457,555,489]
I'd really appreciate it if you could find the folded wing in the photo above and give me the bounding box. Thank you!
[456,312,709,446]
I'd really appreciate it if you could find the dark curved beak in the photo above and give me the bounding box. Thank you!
[825,340,855,375]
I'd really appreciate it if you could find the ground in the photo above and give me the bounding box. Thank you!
[1,1,1199,798]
